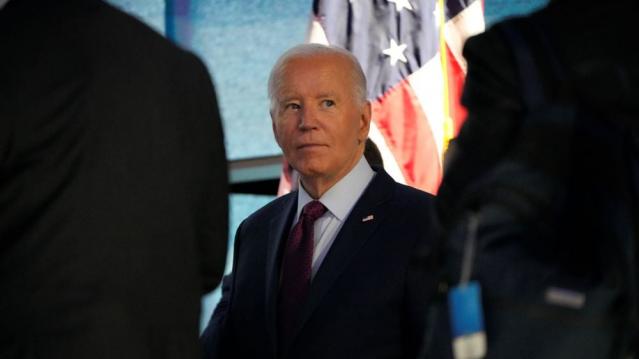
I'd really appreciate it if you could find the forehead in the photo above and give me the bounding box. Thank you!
[276,53,354,97]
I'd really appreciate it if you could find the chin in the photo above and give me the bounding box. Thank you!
[296,168,323,179]
[294,164,327,179]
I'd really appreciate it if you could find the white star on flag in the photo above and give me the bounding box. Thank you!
[382,39,408,66]
[388,0,413,12]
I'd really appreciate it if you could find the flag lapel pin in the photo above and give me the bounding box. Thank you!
[362,214,374,222]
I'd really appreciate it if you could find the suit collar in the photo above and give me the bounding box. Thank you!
[296,156,375,222]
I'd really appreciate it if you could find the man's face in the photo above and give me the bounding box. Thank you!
[271,53,371,186]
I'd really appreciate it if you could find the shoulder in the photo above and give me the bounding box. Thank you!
[367,167,434,210]
[464,14,542,62]
[241,192,296,228]
[372,176,435,225]
[87,0,205,72]
[461,18,523,111]
[95,1,173,48]
[391,182,435,208]
[378,178,439,260]
[395,184,436,225]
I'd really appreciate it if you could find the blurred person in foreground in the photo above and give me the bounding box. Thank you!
[434,0,639,358]
[0,0,228,358]
[201,43,438,359]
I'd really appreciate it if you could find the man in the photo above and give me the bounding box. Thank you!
[434,0,639,357]
[438,0,639,232]
[0,0,228,358]
[201,44,438,359]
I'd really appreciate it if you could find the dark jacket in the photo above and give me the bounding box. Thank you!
[0,0,228,357]
[438,0,639,225]
[434,1,639,357]
[201,168,439,359]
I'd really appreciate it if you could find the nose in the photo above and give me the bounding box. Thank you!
[298,105,319,130]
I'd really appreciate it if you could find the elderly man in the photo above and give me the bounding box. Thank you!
[201,44,438,359]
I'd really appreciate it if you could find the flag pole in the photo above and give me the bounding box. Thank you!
[439,0,454,159]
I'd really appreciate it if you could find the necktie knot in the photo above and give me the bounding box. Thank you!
[301,200,327,222]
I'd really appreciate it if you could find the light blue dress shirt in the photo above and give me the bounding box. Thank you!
[295,156,375,279]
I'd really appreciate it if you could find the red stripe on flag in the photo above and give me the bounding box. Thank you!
[372,79,442,194]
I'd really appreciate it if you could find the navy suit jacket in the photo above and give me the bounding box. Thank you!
[202,168,439,359]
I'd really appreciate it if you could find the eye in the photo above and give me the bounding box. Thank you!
[321,99,335,108]
[284,103,301,111]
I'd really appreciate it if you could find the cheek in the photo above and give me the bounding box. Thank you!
[337,120,361,144]
[274,122,293,146]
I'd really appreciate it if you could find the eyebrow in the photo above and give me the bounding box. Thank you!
[278,92,340,104]
[316,92,338,99]
[279,97,299,104]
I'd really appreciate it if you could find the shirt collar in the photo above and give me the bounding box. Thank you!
[297,156,375,221]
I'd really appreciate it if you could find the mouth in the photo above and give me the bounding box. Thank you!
[297,144,326,150]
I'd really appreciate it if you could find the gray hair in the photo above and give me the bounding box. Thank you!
[267,43,367,113]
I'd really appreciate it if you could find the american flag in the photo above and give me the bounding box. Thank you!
[278,0,484,195]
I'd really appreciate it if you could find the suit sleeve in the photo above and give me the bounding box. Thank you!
[201,273,233,359]
[200,220,245,359]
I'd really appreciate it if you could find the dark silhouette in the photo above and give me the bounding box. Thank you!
[433,1,639,358]
[0,0,228,358]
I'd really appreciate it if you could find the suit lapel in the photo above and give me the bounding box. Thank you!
[287,169,396,346]
[265,193,297,356]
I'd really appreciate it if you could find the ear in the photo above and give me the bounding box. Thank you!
[358,101,372,143]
